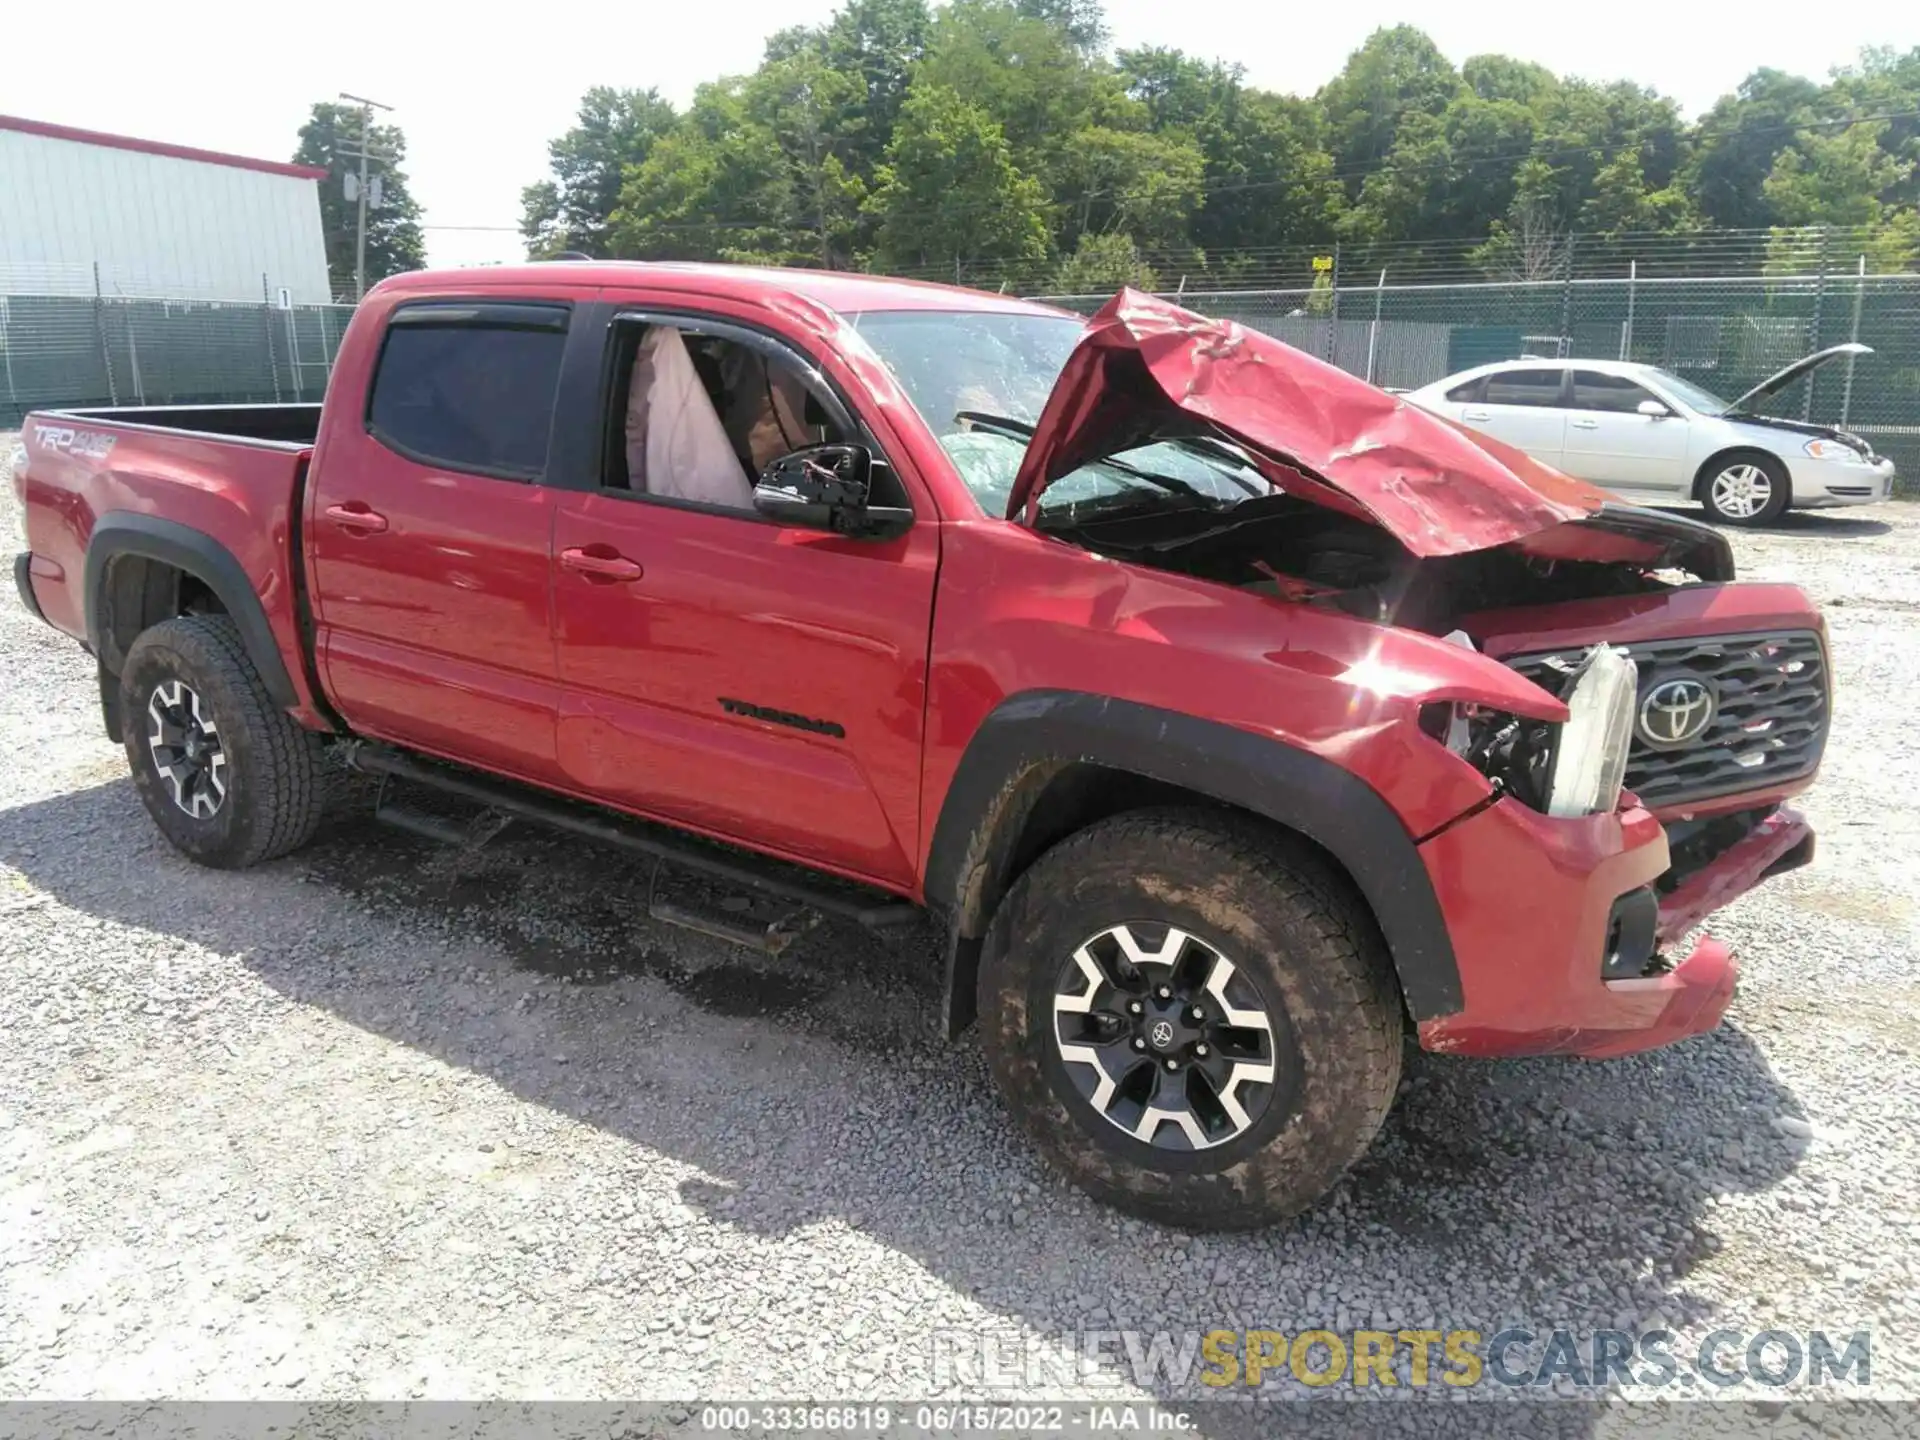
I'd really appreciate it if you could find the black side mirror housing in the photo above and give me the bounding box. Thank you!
[753,444,912,540]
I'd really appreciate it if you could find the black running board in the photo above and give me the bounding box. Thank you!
[342,741,924,933]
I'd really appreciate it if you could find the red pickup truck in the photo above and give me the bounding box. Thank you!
[12,269,1825,1228]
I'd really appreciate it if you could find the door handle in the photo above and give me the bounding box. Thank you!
[560,545,644,583]
[324,502,388,534]
[1461,409,1492,422]
[1570,417,1600,430]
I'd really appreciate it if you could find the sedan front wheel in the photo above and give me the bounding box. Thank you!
[1701,452,1790,526]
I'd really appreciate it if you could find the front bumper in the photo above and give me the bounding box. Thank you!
[1414,795,1763,1060]
[1792,454,1895,507]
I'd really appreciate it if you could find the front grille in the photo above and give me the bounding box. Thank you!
[1503,630,1829,809]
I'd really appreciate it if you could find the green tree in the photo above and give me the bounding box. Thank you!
[520,88,677,257]
[1051,126,1205,250]
[294,102,426,298]
[917,0,1135,194]
[1050,231,1159,292]
[609,82,811,265]
[1117,47,1342,253]
[867,81,1051,274]
[1686,69,1824,229]
[1763,121,1917,271]
[1461,54,1557,108]
[1316,26,1462,196]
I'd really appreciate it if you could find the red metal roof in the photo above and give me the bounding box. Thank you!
[0,114,329,181]
[379,260,1069,315]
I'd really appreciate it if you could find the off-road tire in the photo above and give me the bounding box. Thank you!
[979,808,1402,1230]
[120,614,330,869]
[1699,449,1791,526]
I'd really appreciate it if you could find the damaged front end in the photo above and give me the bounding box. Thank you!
[1008,291,1828,1053]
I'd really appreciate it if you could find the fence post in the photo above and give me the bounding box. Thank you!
[1841,253,1866,429]
[263,274,285,403]
[1804,226,1830,422]
[1558,235,1576,358]
[94,262,119,405]
[1366,267,1386,385]
[1621,259,1636,361]
[1324,243,1341,363]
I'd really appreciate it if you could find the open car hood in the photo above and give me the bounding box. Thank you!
[1007,290,1613,558]
[1724,342,1871,414]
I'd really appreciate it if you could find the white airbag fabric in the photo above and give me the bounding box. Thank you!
[625,327,754,510]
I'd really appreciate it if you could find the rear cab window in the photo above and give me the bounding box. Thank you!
[366,302,570,478]
[1482,369,1565,407]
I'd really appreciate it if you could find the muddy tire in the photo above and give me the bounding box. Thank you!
[979,808,1402,1230]
[120,614,330,869]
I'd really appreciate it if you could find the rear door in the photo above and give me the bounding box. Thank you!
[1457,367,1569,468]
[544,300,940,888]
[1558,369,1692,495]
[305,299,569,783]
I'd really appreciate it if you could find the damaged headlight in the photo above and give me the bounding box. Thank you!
[1422,643,1638,818]
[1543,644,1637,817]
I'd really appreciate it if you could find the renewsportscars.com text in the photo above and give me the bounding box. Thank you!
[923,1327,1871,1393]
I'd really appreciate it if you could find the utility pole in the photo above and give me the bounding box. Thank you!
[338,92,394,302]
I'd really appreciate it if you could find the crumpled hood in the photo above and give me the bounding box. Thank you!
[1007,289,1613,558]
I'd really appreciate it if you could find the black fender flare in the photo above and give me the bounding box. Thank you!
[83,512,300,711]
[924,690,1463,1034]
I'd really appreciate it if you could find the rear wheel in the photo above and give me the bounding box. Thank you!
[120,615,330,868]
[979,809,1402,1230]
[1700,451,1790,526]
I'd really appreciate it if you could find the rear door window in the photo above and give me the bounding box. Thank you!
[1482,369,1565,407]
[367,304,570,478]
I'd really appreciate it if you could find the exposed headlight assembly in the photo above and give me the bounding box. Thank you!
[1422,642,1638,818]
[1543,643,1638,817]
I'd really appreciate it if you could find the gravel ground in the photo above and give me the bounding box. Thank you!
[3,457,1919,1424]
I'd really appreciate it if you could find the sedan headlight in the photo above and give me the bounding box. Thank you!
[1804,438,1866,462]
[1544,644,1638,817]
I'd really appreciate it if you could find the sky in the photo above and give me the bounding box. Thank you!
[6,0,1915,268]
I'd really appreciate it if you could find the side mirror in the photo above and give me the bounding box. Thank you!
[752,444,912,540]
[1637,399,1672,419]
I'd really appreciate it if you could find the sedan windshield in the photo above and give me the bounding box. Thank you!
[849,308,1277,519]
[1647,370,1732,416]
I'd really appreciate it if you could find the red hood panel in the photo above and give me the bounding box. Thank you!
[1008,290,1613,557]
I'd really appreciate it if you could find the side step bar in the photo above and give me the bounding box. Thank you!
[342,741,924,934]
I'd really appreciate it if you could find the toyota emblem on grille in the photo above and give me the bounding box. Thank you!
[1639,678,1716,747]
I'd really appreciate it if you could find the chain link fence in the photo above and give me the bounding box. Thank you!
[1,284,354,428]
[3,230,1915,493]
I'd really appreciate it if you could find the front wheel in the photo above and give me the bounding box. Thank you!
[120,614,330,869]
[1701,452,1790,526]
[979,810,1403,1230]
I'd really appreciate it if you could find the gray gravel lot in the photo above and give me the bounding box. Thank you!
[3,459,1918,1421]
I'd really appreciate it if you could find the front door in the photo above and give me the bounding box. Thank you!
[1558,369,1693,495]
[548,309,939,888]
[304,298,570,783]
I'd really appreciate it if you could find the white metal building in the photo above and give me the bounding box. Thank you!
[0,114,332,304]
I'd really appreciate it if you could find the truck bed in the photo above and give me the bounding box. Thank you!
[55,402,323,447]
[15,403,323,722]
